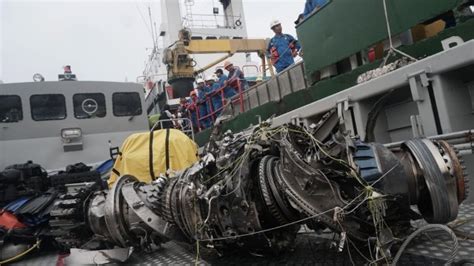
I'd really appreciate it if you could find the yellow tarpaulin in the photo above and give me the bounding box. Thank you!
[108,129,199,186]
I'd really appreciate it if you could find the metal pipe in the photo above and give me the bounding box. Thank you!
[445,138,472,145]
[385,129,473,148]
[194,53,234,75]
[453,143,474,151]
[429,130,473,141]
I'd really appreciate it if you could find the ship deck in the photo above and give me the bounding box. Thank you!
[13,200,474,265]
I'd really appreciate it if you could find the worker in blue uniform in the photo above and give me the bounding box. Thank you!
[206,75,223,117]
[267,20,301,73]
[215,68,236,98]
[196,78,211,129]
[224,61,249,92]
[215,69,227,87]
[303,0,328,18]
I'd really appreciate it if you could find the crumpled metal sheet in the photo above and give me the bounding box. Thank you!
[65,247,133,264]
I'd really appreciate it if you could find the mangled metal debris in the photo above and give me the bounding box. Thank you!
[49,110,468,263]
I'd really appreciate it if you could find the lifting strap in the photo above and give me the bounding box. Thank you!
[165,129,170,176]
[149,131,155,180]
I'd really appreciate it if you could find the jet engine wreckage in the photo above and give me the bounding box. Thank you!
[49,110,468,263]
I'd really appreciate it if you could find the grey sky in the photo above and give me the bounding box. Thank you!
[1,0,305,83]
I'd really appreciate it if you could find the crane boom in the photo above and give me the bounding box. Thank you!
[162,29,273,97]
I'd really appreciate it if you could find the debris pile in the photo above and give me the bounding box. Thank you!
[33,109,467,264]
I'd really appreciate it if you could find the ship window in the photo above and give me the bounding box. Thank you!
[112,92,142,117]
[73,93,106,119]
[0,95,23,123]
[30,94,66,121]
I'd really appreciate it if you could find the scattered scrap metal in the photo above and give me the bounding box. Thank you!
[357,57,414,84]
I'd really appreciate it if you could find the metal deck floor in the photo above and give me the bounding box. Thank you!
[12,202,474,265]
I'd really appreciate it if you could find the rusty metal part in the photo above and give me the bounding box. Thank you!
[437,140,468,203]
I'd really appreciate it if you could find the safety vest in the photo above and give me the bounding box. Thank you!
[269,34,298,64]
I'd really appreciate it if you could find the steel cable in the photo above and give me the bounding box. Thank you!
[196,191,368,242]
[381,0,417,64]
[391,224,459,265]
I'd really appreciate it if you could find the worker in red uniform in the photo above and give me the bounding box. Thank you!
[267,20,301,73]
[186,91,199,131]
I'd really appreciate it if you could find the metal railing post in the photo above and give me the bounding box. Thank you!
[237,79,244,113]
[195,101,202,131]
[150,118,195,140]
[207,95,215,123]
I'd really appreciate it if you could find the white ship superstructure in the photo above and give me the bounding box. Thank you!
[141,0,253,112]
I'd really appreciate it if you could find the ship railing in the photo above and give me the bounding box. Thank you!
[233,61,307,117]
[182,14,244,29]
[186,61,307,132]
[191,79,244,132]
[150,118,195,140]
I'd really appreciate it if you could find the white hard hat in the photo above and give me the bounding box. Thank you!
[196,78,205,84]
[205,75,215,82]
[270,19,281,29]
[223,61,233,69]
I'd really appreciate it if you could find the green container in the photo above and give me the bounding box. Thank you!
[297,0,462,84]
